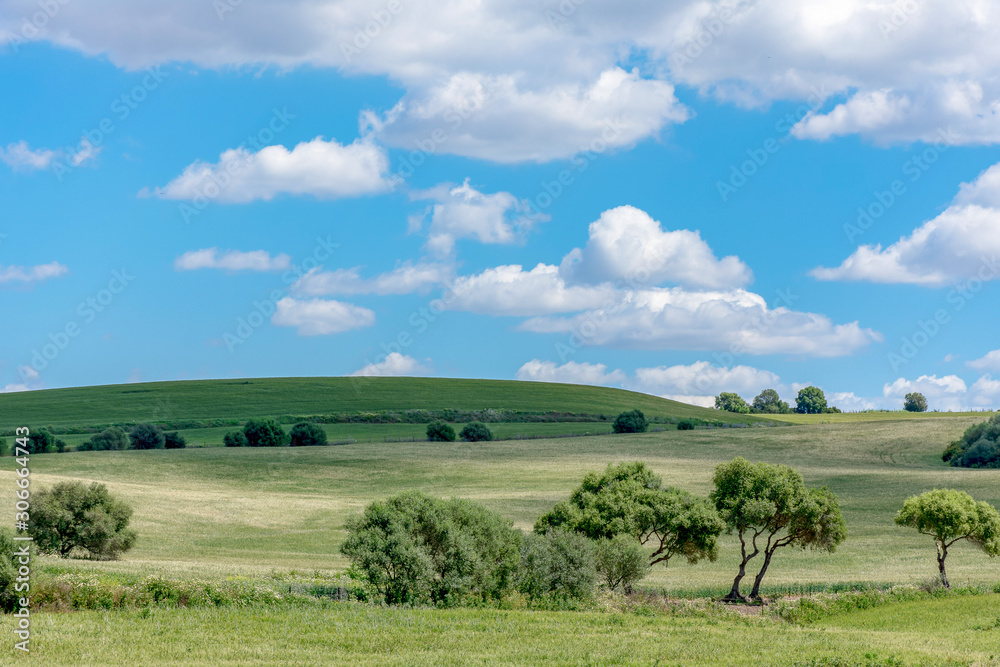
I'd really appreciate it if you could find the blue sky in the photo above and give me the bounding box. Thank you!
[2,1,999,411]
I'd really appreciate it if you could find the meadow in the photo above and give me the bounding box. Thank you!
[1,379,998,664]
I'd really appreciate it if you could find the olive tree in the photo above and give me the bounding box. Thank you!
[536,462,724,571]
[895,489,1000,588]
[711,457,846,601]
[29,481,137,560]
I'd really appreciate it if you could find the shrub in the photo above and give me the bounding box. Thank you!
[460,422,493,442]
[612,409,648,434]
[29,481,137,560]
[290,423,327,447]
[164,431,187,449]
[518,529,596,601]
[341,491,522,605]
[243,418,289,447]
[595,534,649,592]
[25,430,58,454]
[79,427,129,452]
[944,414,1000,468]
[676,419,695,430]
[223,431,248,448]
[426,421,456,442]
[130,423,165,450]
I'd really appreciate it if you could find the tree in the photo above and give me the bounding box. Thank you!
[795,386,828,414]
[612,409,648,433]
[460,422,493,442]
[242,417,288,447]
[711,457,846,601]
[752,389,790,414]
[290,422,327,447]
[426,421,456,442]
[715,393,751,414]
[895,489,1000,588]
[903,392,928,412]
[942,414,1000,469]
[80,426,129,451]
[164,431,187,449]
[130,423,165,450]
[341,491,521,605]
[25,430,61,454]
[518,529,597,601]
[223,431,248,447]
[595,534,649,593]
[29,481,137,560]
[536,462,723,570]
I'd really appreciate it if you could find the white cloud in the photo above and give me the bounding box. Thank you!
[827,391,878,412]
[0,261,69,284]
[367,68,689,163]
[174,248,291,272]
[149,137,391,203]
[271,296,375,336]
[812,163,1000,286]
[1,365,41,393]
[410,179,545,256]
[0,140,57,170]
[968,350,1000,373]
[446,263,614,317]
[630,361,781,399]
[969,375,1000,407]
[351,352,430,377]
[882,374,969,411]
[520,286,879,356]
[69,137,101,167]
[559,205,752,289]
[515,359,625,386]
[292,261,451,296]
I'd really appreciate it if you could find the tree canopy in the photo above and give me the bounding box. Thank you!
[903,392,928,412]
[895,489,1000,588]
[714,392,751,414]
[794,386,828,414]
[711,457,846,600]
[29,481,137,560]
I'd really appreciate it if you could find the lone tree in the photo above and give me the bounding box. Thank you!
[715,392,751,414]
[29,481,137,560]
[904,392,928,412]
[895,489,1000,588]
[536,462,724,571]
[711,457,846,601]
[752,389,790,414]
[795,386,828,414]
[612,409,649,433]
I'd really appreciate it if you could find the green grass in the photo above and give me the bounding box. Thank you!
[3,595,998,665]
[770,410,997,424]
[0,376,772,431]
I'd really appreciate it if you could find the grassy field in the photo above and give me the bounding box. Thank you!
[0,376,774,431]
[770,410,997,425]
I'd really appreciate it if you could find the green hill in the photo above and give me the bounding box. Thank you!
[0,376,770,430]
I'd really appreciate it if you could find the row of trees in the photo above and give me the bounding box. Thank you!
[224,418,328,447]
[426,421,495,442]
[715,387,840,415]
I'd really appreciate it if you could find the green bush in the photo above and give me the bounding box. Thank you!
[595,534,649,592]
[612,409,648,434]
[676,419,695,430]
[79,426,129,452]
[460,422,493,442]
[243,417,289,447]
[223,431,248,447]
[944,413,1000,468]
[25,430,58,454]
[163,431,187,449]
[426,421,456,442]
[290,422,327,447]
[341,491,521,605]
[130,423,165,450]
[518,529,596,601]
[29,481,137,560]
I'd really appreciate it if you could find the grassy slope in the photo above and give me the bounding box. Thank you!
[4,595,999,665]
[0,377,771,430]
[770,410,996,424]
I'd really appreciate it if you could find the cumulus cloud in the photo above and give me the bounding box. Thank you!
[559,205,752,289]
[292,261,451,296]
[174,248,291,272]
[446,264,614,317]
[351,352,430,377]
[0,261,69,284]
[630,361,782,401]
[270,296,375,336]
[812,163,1000,286]
[0,140,57,170]
[515,359,625,386]
[968,349,1000,373]
[409,179,545,256]
[882,374,970,411]
[149,137,391,203]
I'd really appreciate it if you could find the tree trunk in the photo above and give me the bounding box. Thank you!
[937,543,950,588]
[749,549,775,600]
[722,531,757,602]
